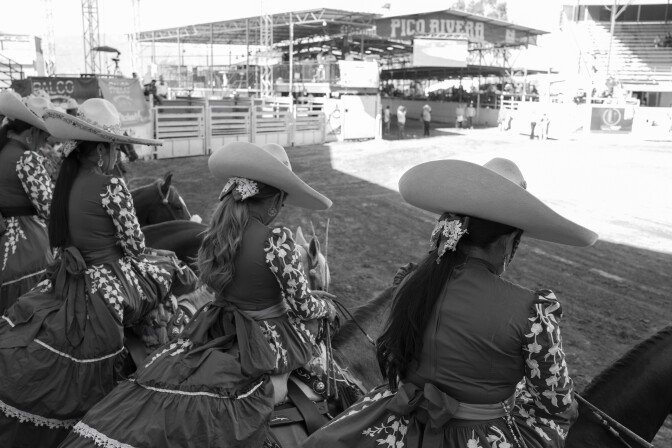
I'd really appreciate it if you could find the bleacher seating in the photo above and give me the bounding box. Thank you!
[574,21,672,83]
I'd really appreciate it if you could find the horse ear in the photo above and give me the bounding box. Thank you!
[161,172,173,194]
[295,227,308,247]
[309,237,321,259]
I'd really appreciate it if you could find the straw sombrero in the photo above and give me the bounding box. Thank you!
[43,98,161,146]
[0,91,55,132]
[398,158,598,247]
[209,142,331,210]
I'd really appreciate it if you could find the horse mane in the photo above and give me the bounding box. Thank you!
[332,286,395,348]
[582,325,672,396]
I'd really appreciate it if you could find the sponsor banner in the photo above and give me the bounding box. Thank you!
[590,106,635,132]
[413,38,468,67]
[337,61,379,88]
[98,78,150,126]
[376,11,534,45]
[12,77,100,103]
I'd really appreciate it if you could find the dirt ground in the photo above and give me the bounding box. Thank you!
[126,128,672,445]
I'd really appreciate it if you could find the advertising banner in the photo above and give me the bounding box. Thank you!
[412,38,468,67]
[590,106,634,132]
[98,78,151,126]
[337,61,379,88]
[12,77,100,104]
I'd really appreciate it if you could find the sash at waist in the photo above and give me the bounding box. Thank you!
[76,246,124,266]
[213,294,289,321]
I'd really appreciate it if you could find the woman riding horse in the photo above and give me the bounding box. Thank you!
[0,98,197,447]
[303,158,598,448]
[0,91,56,312]
[59,142,338,447]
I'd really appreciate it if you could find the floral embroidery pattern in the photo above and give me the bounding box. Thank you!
[264,227,329,321]
[101,177,145,256]
[362,414,408,448]
[144,338,193,368]
[88,265,126,320]
[16,150,53,220]
[260,321,288,369]
[1,217,26,270]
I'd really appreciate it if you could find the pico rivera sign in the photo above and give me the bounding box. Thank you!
[375,10,531,46]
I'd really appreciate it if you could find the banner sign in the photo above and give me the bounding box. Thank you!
[337,61,379,88]
[590,106,634,132]
[412,38,468,67]
[375,11,534,46]
[12,77,100,103]
[98,78,150,126]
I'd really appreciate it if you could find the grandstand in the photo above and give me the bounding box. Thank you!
[563,1,672,106]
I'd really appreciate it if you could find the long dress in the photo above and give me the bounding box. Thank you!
[0,139,54,313]
[59,218,332,448]
[303,258,577,448]
[0,173,196,448]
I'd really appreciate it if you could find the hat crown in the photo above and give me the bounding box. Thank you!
[261,143,292,170]
[77,98,121,129]
[483,158,527,189]
[23,95,54,119]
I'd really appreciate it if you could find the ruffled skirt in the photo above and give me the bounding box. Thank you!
[59,302,320,448]
[0,249,195,448]
[0,215,53,313]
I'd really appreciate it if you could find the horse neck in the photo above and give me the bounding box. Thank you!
[332,286,394,349]
[580,327,672,441]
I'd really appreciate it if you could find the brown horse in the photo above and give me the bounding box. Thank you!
[131,173,192,226]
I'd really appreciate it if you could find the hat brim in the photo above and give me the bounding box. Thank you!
[209,142,331,210]
[43,109,162,146]
[398,160,598,247]
[0,91,48,132]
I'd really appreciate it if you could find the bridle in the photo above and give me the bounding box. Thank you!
[155,181,191,221]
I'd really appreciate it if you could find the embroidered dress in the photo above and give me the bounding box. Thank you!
[303,258,577,448]
[0,174,196,448]
[0,140,54,312]
[59,219,332,448]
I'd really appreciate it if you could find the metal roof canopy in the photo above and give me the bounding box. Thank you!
[381,66,551,81]
[137,8,378,45]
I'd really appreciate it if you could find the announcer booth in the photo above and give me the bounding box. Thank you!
[373,9,549,127]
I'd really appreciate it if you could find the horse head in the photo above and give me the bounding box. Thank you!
[295,226,330,292]
[131,172,192,226]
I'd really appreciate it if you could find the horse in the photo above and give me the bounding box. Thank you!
[131,172,192,226]
[143,220,207,273]
[565,325,672,447]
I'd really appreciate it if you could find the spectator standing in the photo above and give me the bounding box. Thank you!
[156,76,169,101]
[383,105,391,134]
[455,103,465,128]
[397,105,407,139]
[466,101,476,129]
[421,104,431,137]
[539,113,550,140]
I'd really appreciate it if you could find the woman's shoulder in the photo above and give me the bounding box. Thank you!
[496,276,560,309]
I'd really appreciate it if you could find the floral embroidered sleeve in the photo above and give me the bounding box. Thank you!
[101,176,146,256]
[264,227,329,320]
[16,151,54,221]
[521,290,574,416]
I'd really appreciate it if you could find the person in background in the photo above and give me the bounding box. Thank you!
[397,104,407,139]
[0,91,56,313]
[421,104,432,137]
[383,105,391,134]
[0,98,197,447]
[303,157,598,448]
[59,142,338,448]
[455,103,465,129]
[157,76,169,101]
[466,101,476,129]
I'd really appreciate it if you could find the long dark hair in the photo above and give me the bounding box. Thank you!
[197,182,282,292]
[376,215,521,390]
[0,119,33,153]
[48,141,103,249]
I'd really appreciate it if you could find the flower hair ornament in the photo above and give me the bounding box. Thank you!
[430,212,469,264]
[61,140,79,158]
[219,177,260,201]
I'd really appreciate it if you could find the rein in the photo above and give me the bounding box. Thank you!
[575,394,654,448]
[155,181,191,221]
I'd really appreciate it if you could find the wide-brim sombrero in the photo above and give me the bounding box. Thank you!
[209,142,331,210]
[43,98,161,146]
[398,158,598,247]
[0,91,54,132]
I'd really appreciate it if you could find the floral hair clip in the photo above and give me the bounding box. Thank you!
[61,140,79,158]
[219,177,260,201]
[430,213,469,264]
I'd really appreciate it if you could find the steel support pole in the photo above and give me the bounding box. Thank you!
[289,14,294,99]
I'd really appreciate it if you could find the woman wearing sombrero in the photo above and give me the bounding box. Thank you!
[0,98,197,447]
[0,91,56,312]
[303,158,598,448]
[59,141,338,447]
